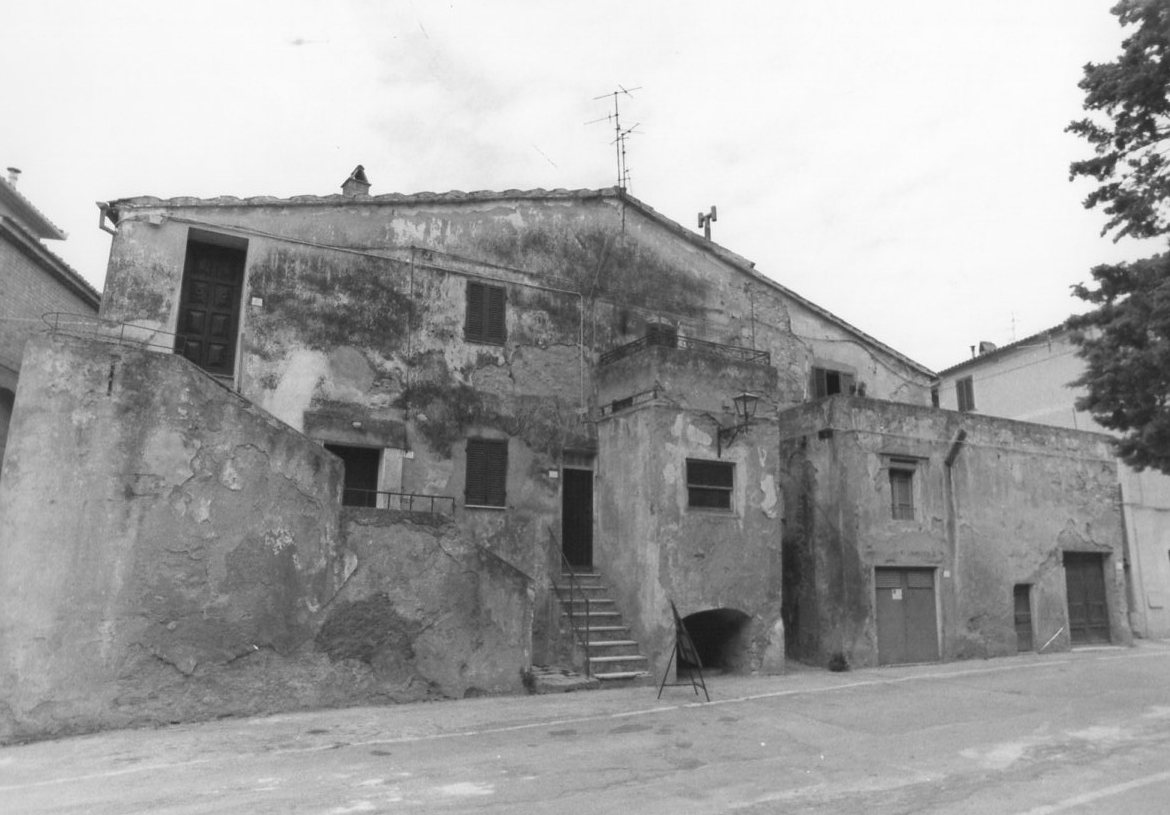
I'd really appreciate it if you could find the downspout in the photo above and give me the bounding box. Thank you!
[943,429,968,643]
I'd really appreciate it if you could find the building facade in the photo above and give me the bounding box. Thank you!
[937,328,1170,639]
[0,168,100,469]
[0,169,1134,740]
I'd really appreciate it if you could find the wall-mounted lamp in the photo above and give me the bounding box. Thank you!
[716,391,760,456]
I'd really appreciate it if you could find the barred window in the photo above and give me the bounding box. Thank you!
[465,281,506,344]
[889,462,916,520]
[465,438,508,507]
[687,459,734,511]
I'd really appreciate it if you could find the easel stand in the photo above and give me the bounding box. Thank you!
[657,601,710,702]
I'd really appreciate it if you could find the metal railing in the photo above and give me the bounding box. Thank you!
[558,551,591,678]
[599,385,660,417]
[600,331,771,367]
[42,312,178,353]
[341,489,456,515]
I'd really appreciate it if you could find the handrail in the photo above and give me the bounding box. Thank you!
[340,489,456,515]
[600,331,771,367]
[558,551,591,678]
[42,312,178,352]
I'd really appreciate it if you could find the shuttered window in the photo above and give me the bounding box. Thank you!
[465,281,506,344]
[889,465,915,520]
[686,459,734,510]
[811,366,856,399]
[465,438,508,507]
[956,376,975,412]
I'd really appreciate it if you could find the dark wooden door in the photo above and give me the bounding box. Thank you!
[1065,553,1110,644]
[561,468,593,569]
[875,567,939,665]
[175,241,246,377]
[1014,584,1034,652]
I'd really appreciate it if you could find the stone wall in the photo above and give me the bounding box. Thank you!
[779,396,1130,668]
[0,336,531,742]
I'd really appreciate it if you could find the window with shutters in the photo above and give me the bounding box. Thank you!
[465,438,508,508]
[956,376,975,412]
[888,458,916,520]
[686,459,734,511]
[465,281,506,344]
[811,366,856,399]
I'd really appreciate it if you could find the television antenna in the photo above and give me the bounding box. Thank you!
[587,85,642,191]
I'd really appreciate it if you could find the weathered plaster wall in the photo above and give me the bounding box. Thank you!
[779,396,1129,669]
[332,509,532,698]
[596,401,784,676]
[0,336,533,742]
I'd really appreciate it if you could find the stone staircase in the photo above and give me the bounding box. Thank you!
[555,570,651,683]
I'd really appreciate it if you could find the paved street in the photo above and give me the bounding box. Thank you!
[3,642,1170,814]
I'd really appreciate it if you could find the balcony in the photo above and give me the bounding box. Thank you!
[600,333,770,367]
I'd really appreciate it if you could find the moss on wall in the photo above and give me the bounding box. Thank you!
[249,248,413,356]
[315,592,420,664]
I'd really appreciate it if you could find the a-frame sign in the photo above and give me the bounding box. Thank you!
[657,600,710,702]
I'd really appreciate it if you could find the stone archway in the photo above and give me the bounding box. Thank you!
[679,608,752,674]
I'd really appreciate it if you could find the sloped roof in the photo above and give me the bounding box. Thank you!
[106,185,933,377]
[935,322,1070,377]
[0,174,66,240]
[0,214,100,307]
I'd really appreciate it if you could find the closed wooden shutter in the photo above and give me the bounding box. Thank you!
[465,438,508,507]
[465,281,506,344]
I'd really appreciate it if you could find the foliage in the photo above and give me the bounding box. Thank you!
[1067,1,1170,241]
[1068,254,1170,472]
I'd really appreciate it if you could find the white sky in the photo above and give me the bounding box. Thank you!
[2,0,1160,371]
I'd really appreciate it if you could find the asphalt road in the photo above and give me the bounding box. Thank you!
[3,642,1170,814]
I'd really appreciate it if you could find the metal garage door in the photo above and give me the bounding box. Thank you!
[1064,552,1110,645]
[875,567,940,665]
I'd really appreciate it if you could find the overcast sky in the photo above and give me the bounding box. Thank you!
[2,0,1161,371]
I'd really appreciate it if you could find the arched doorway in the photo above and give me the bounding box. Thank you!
[679,608,752,674]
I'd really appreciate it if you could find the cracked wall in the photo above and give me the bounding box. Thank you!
[778,396,1131,669]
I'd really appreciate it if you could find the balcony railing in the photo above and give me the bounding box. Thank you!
[341,489,456,515]
[600,332,771,367]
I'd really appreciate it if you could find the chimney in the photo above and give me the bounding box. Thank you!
[341,164,370,198]
[6,167,21,186]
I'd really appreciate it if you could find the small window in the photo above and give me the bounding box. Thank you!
[687,459,734,510]
[465,438,508,507]
[956,376,975,412]
[811,366,856,399]
[465,281,506,344]
[889,461,915,520]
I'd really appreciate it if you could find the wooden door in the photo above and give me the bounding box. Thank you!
[1065,553,1110,645]
[175,240,246,377]
[875,567,939,665]
[561,468,593,569]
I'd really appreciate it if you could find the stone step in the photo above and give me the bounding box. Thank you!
[589,655,650,672]
[584,640,642,657]
[561,597,616,609]
[593,670,653,683]
[568,625,632,643]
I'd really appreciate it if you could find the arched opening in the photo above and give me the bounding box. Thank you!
[679,608,752,675]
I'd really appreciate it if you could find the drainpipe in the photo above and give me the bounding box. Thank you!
[943,429,968,606]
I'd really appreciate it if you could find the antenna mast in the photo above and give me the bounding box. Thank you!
[588,85,642,191]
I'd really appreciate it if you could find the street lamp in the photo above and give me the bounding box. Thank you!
[716,391,760,456]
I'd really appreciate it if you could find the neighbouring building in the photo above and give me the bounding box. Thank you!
[0,167,101,469]
[938,327,1170,640]
[0,168,1132,741]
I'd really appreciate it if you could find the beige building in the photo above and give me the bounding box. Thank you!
[937,328,1170,639]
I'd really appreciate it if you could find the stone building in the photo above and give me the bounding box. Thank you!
[937,327,1170,640]
[0,167,100,469]
[0,168,1131,740]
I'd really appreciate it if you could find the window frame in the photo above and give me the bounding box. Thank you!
[465,438,508,508]
[686,458,735,512]
[956,376,975,412]
[465,280,507,345]
[811,366,856,399]
[887,458,917,521]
